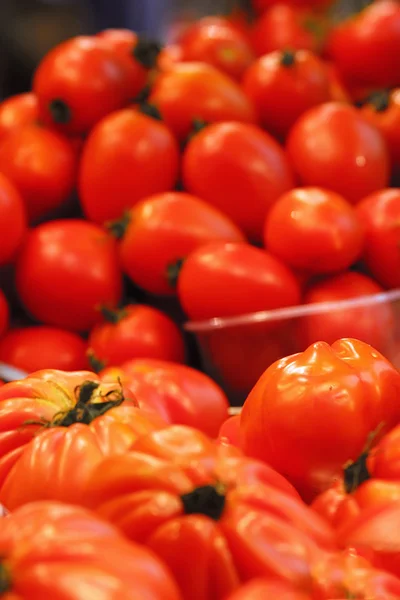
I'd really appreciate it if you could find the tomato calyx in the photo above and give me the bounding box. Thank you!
[132,84,152,105]
[166,258,185,289]
[181,483,226,520]
[0,564,11,593]
[138,103,162,121]
[133,38,163,69]
[343,424,384,493]
[364,90,391,112]
[87,349,107,373]
[107,212,131,240]
[100,305,128,324]
[49,98,72,125]
[280,49,296,67]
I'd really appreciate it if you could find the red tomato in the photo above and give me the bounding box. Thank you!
[264,187,364,273]
[0,123,77,222]
[157,44,183,71]
[100,358,230,438]
[0,93,38,141]
[177,242,301,321]
[253,0,333,11]
[0,173,27,265]
[182,122,294,242]
[327,0,400,89]
[241,338,400,501]
[218,414,241,448]
[148,62,256,141]
[243,49,331,139]
[16,219,122,332]
[0,326,88,373]
[0,289,9,339]
[114,191,245,296]
[85,425,334,600]
[0,501,181,599]
[79,108,180,224]
[33,36,134,135]
[286,103,390,204]
[227,579,311,600]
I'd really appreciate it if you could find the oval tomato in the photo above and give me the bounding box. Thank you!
[243,49,331,140]
[286,103,390,204]
[182,122,294,242]
[0,290,9,339]
[79,108,180,224]
[0,326,88,373]
[114,191,245,296]
[16,219,122,332]
[148,62,256,141]
[0,173,27,265]
[264,187,364,273]
[227,579,311,600]
[0,92,38,141]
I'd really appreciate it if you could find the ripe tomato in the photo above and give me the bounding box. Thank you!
[241,338,400,501]
[0,92,38,141]
[148,62,256,141]
[0,123,77,222]
[114,191,245,296]
[0,326,88,373]
[264,187,364,273]
[299,272,393,352]
[327,0,400,89]
[177,242,301,321]
[16,219,122,332]
[79,108,180,224]
[100,358,230,438]
[0,173,27,265]
[157,44,183,71]
[182,122,294,242]
[218,414,241,448]
[0,501,181,599]
[227,579,311,600]
[33,36,133,135]
[0,289,9,339]
[286,103,390,204]
[243,49,331,140]
[85,425,334,600]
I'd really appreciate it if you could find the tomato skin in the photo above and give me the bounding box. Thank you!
[0,289,9,339]
[325,62,351,104]
[243,49,331,139]
[79,109,180,224]
[241,338,400,501]
[0,326,88,373]
[117,191,245,296]
[157,44,183,71]
[227,579,311,600]
[286,103,390,204]
[148,62,256,141]
[218,415,241,448]
[264,187,364,274]
[177,242,301,321]
[299,272,393,352]
[16,219,122,332]
[182,122,294,242]
[0,173,27,265]
[0,93,38,141]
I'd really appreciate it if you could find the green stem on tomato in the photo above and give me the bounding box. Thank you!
[166,258,186,289]
[49,98,72,124]
[181,484,226,520]
[133,38,163,69]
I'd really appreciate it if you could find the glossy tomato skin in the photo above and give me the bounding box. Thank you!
[243,49,331,139]
[227,579,311,600]
[286,103,390,204]
[182,122,294,242]
[241,338,400,501]
[117,191,245,296]
[177,242,301,321]
[356,189,400,289]
[299,272,393,352]
[327,0,400,88]
[148,62,256,141]
[264,187,364,273]
[0,326,88,373]
[79,109,180,224]
[16,219,122,332]
[0,92,38,141]
[0,173,27,265]
[0,289,9,339]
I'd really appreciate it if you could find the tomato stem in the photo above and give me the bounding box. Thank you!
[365,90,391,112]
[133,38,163,69]
[280,50,296,67]
[49,98,71,124]
[166,258,185,289]
[99,305,128,324]
[138,103,162,121]
[181,484,226,520]
[343,452,371,494]
[87,350,107,374]
[132,84,152,105]
[0,564,11,593]
[106,212,131,240]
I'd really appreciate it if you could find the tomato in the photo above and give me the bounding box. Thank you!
[33,36,135,135]
[264,187,364,273]
[0,326,88,373]
[0,93,38,141]
[100,358,230,438]
[79,108,180,224]
[0,123,77,222]
[299,272,394,352]
[177,242,301,321]
[148,62,256,141]
[178,17,254,80]
[253,0,334,12]
[182,122,294,242]
[16,219,122,332]
[241,338,400,501]
[113,191,245,296]
[85,425,335,600]
[157,44,183,71]
[356,189,400,289]
[0,501,181,599]
[227,578,311,600]
[218,415,241,448]
[286,103,390,204]
[243,49,331,140]
[327,0,400,89]
[0,290,9,339]
[0,173,27,265]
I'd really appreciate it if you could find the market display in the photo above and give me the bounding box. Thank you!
[1,0,400,597]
